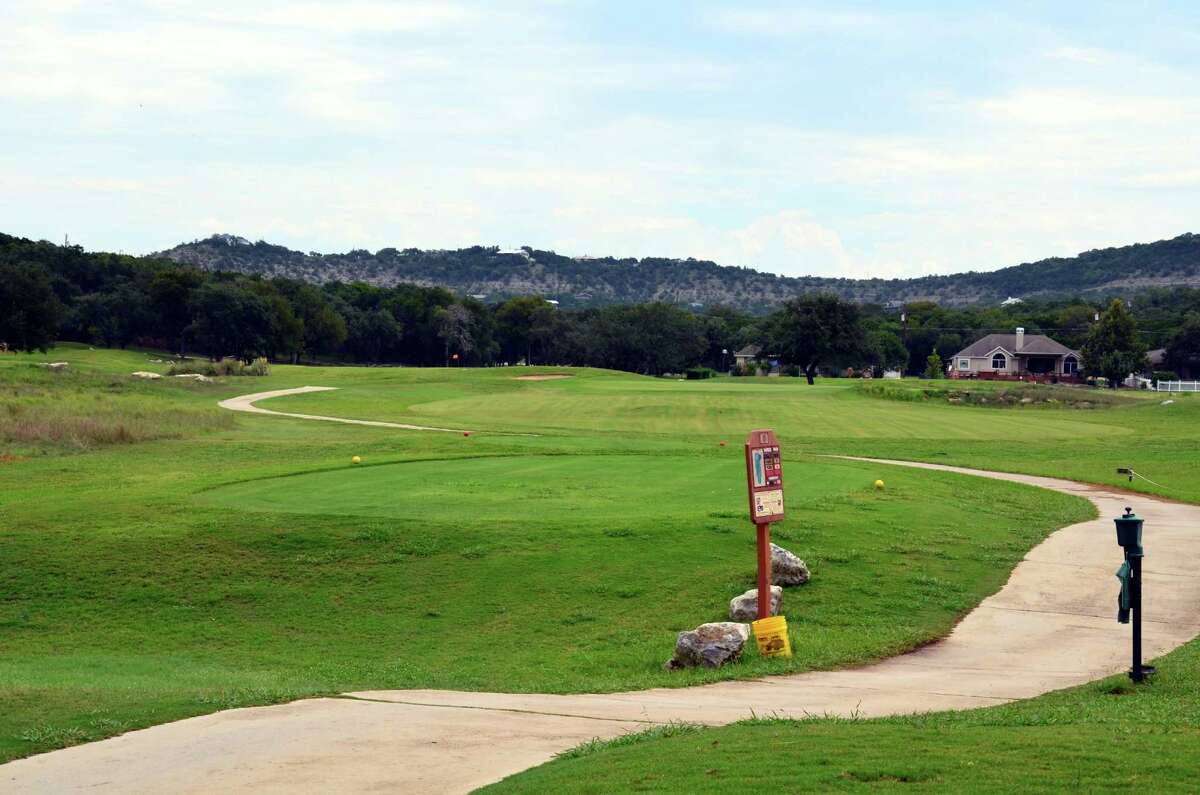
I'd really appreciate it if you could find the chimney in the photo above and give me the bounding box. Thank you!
[1015,327,1025,351]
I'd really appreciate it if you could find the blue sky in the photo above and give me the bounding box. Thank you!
[2,1,1199,278]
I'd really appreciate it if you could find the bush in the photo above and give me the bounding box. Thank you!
[1153,371,1179,384]
[731,362,757,377]
[684,366,716,380]
[168,357,270,377]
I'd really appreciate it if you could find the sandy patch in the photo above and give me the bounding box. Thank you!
[513,374,573,381]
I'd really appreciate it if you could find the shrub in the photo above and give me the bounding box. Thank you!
[167,357,270,377]
[923,354,944,379]
[684,366,716,380]
[1152,371,1179,384]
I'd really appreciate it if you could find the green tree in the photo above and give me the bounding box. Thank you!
[185,282,273,362]
[866,328,908,371]
[246,282,304,361]
[346,308,403,363]
[1165,313,1200,376]
[495,296,556,365]
[770,294,868,384]
[148,268,204,353]
[924,353,944,379]
[1081,299,1147,387]
[435,303,474,365]
[0,262,62,352]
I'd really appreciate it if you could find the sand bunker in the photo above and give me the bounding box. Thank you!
[513,374,573,381]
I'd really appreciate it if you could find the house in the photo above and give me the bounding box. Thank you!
[950,327,1082,383]
[732,344,782,375]
[733,344,762,369]
[1000,296,1024,307]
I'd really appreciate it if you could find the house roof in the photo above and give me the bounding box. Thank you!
[734,344,762,357]
[955,333,1078,358]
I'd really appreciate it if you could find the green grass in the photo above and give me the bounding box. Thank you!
[482,642,1200,793]
[0,343,1195,777]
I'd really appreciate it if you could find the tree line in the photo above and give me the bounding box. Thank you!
[2,233,1199,380]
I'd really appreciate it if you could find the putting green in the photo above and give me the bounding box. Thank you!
[200,454,871,527]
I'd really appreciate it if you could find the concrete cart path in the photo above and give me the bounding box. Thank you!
[6,460,1200,794]
[217,386,470,433]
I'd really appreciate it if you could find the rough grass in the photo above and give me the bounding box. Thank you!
[859,378,1137,408]
[0,363,233,453]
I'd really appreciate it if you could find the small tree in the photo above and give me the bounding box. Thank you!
[924,353,944,379]
[1081,299,1147,388]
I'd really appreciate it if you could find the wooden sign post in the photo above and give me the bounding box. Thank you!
[744,429,785,620]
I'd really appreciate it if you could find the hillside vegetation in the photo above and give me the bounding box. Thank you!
[156,232,1200,310]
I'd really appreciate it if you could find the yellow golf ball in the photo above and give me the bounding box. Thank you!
[352,455,362,465]
[874,479,884,490]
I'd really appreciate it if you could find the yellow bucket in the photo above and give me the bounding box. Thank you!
[752,615,792,658]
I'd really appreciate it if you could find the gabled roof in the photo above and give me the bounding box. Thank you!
[955,333,1078,358]
[734,344,762,357]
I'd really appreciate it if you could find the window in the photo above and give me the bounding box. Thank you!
[958,359,969,370]
[991,353,1007,370]
[1063,356,1078,375]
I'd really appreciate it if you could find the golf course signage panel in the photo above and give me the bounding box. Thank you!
[745,429,785,523]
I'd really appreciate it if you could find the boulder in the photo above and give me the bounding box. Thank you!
[729,586,782,621]
[173,373,213,382]
[131,371,162,380]
[664,622,749,670]
[771,543,811,586]
[40,362,69,370]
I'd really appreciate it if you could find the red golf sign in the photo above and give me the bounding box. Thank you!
[744,428,785,621]
[745,429,785,523]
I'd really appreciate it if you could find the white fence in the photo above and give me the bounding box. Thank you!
[1157,380,1200,393]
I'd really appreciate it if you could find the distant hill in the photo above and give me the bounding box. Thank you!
[155,232,1200,310]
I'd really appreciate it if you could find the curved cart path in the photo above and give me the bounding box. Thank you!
[6,460,1200,794]
[217,386,469,433]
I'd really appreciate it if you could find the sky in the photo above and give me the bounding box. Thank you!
[2,1,1199,279]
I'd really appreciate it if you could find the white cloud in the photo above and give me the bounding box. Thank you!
[973,88,1191,127]
[702,6,887,36]
[1046,46,1117,66]
[3,1,1200,284]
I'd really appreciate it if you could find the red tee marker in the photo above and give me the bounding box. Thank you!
[720,440,726,447]
[463,431,470,437]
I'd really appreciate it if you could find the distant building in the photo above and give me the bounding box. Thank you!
[733,344,762,369]
[951,327,1082,382]
[1000,296,1024,306]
